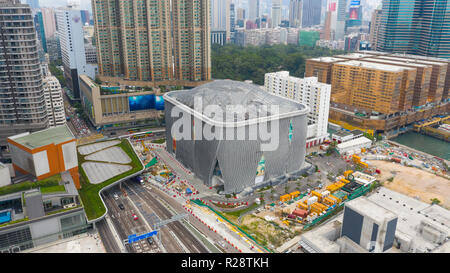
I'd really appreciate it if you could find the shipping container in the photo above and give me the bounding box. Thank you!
[344,170,353,178]
[280,194,291,202]
[289,191,300,199]
[311,191,322,199]
[307,196,318,205]
[292,209,308,218]
[297,202,309,210]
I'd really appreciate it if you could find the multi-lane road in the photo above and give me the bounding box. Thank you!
[123,181,209,253]
[97,180,212,253]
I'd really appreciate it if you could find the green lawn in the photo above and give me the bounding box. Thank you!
[151,138,166,144]
[77,139,143,221]
[225,202,260,218]
[40,185,66,194]
[0,174,62,197]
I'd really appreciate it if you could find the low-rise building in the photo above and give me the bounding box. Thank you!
[7,124,79,189]
[336,136,372,155]
[79,75,163,131]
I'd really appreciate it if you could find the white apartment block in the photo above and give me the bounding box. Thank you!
[265,71,331,147]
[56,5,96,99]
[43,76,66,127]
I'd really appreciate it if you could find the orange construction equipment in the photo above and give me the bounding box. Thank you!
[358,162,369,168]
[340,178,350,184]
[297,202,309,211]
[329,195,341,204]
[352,155,361,163]
[327,184,340,193]
[344,170,353,178]
[280,194,291,202]
[311,191,322,201]
[289,191,300,199]
[323,197,336,206]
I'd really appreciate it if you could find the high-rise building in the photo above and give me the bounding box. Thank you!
[369,9,382,50]
[0,0,48,155]
[211,0,231,40]
[289,0,303,28]
[172,0,211,82]
[230,3,235,33]
[92,0,210,86]
[40,7,57,39]
[80,10,89,25]
[335,0,348,40]
[46,35,61,62]
[56,5,96,100]
[249,0,260,21]
[305,51,450,132]
[43,76,66,127]
[271,0,282,28]
[323,1,338,40]
[237,7,246,20]
[377,0,450,59]
[26,0,39,10]
[265,71,331,147]
[302,0,322,28]
[34,11,47,52]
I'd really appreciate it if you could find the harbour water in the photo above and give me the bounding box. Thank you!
[391,132,450,160]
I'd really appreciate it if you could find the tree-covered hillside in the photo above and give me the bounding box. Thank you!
[212,44,345,85]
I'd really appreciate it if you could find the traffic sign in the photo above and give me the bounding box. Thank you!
[127,231,158,244]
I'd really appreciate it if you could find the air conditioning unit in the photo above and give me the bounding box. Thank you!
[63,203,76,209]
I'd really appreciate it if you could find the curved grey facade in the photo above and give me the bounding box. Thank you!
[164,80,309,194]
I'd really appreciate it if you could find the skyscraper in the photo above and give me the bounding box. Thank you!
[335,0,348,40]
[302,0,322,28]
[26,0,39,10]
[34,11,47,52]
[41,7,57,39]
[369,9,382,50]
[211,0,231,40]
[92,0,210,85]
[289,0,303,28]
[249,0,260,21]
[271,0,282,28]
[56,5,96,99]
[377,0,450,58]
[0,0,48,155]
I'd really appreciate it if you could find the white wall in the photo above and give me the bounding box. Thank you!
[0,165,11,187]
[33,151,50,177]
[62,141,78,170]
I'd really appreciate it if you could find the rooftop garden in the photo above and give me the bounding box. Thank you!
[0,174,63,197]
[77,139,144,221]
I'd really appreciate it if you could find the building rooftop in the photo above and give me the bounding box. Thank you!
[165,80,308,124]
[376,55,445,66]
[346,197,398,224]
[336,60,415,72]
[365,57,430,68]
[308,57,346,63]
[332,130,353,137]
[9,124,74,150]
[337,136,372,150]
[368,187,450,253]
[335,53,374,59]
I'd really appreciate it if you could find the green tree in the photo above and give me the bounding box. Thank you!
[431,198,441,205]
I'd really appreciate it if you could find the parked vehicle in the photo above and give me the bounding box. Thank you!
[118,204,125,210]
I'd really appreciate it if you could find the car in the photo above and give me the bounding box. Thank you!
[147,237,153,245]
[132,214,138,221]
[118,204,125,210]
[113,193,119,200]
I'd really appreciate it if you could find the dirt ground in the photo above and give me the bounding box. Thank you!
[240,215,295,248]
[368,160,450,208]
